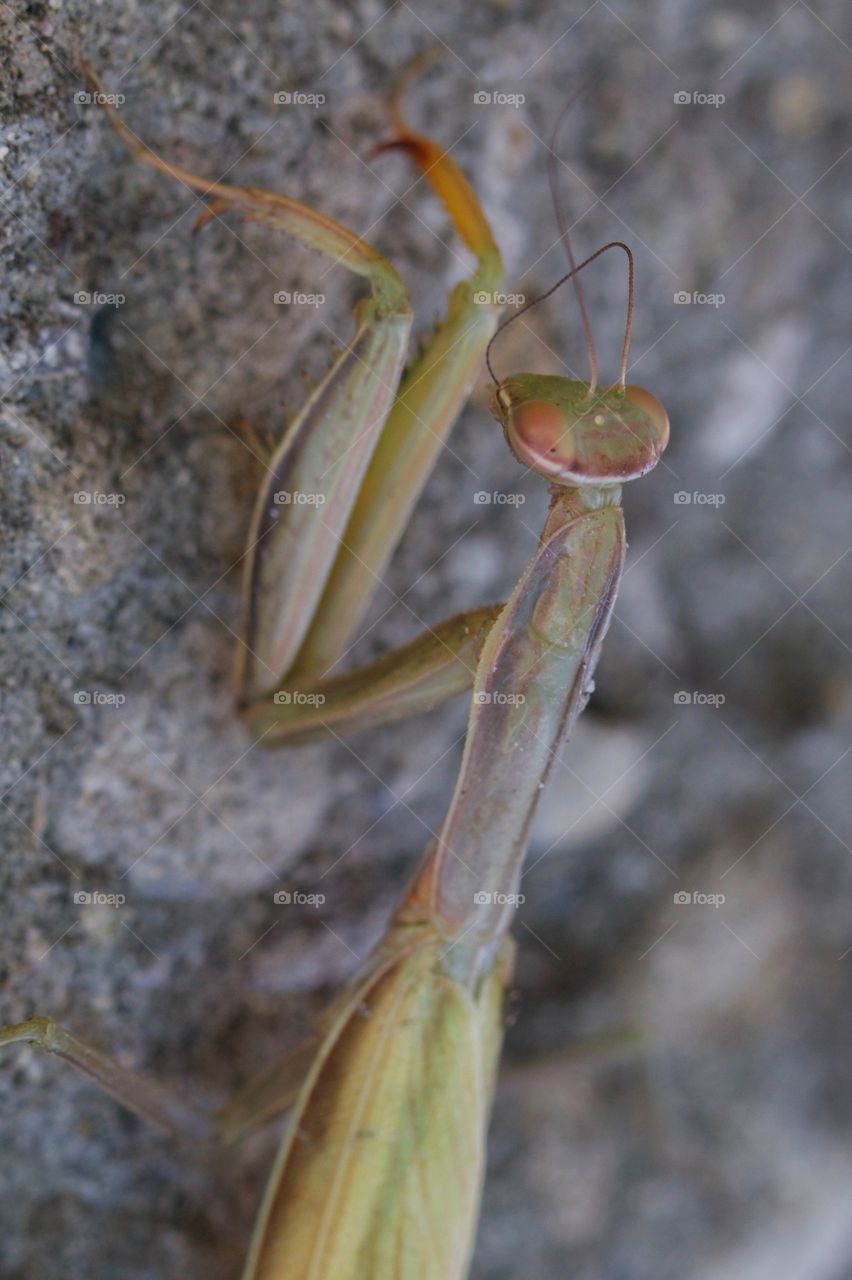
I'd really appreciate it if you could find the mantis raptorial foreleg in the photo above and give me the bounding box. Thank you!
[82,65,505,738]
[280,72,505,689]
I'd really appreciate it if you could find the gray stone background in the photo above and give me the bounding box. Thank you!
[1,1,851,1277]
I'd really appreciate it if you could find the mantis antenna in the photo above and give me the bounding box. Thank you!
[485,86,636,396]
[484,239,635,391]
[547,90,601,394]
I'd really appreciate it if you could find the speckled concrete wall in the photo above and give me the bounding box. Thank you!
[2,3,851,1277]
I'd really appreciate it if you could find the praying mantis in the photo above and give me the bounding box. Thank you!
[1,59,669,1280]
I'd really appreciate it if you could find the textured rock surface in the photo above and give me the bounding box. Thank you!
[2,2,851,1277]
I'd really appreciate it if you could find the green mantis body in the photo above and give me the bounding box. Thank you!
[1,64,668,1279]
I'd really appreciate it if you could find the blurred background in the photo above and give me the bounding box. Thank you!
[1,1,850,1276]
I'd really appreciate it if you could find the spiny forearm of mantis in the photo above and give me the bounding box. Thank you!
[79,61,504,726]
[0,59,669,1280]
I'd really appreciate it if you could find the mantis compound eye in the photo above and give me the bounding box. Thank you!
[493,375,669,485]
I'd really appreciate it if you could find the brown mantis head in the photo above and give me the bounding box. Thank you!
[487,239,669,488]
[492,374,669,486]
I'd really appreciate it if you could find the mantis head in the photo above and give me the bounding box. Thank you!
[492,374,669,486]
[485,239,669,488]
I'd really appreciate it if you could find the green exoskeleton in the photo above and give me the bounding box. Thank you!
[1,60,668,1279]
